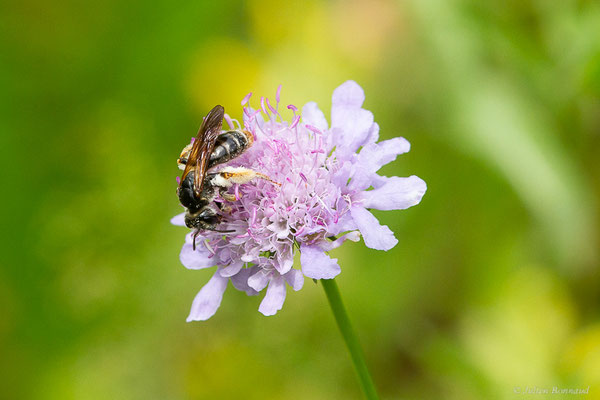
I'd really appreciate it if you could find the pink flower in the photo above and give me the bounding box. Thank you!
[172,81,426,321]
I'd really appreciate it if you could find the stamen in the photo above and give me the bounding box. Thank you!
[224,113,235,130]
[316,194,335,217]
[204,239,215,255]
[306,124,321,134]
[241,92,252,106]
[290,114,301,129]
[299,172,308,184]
[266,97,278,117]
[249,109,262,120]
[276,85,282,104]
[260,96,268,116]
[344,194,353,208]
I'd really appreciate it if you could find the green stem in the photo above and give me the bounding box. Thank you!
[321,278,380,400]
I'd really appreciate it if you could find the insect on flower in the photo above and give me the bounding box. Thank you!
[176,105,279,250]
[172,81,427,321]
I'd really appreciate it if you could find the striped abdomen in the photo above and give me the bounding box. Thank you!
[208,130,253,169]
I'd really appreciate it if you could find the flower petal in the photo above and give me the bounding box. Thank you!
[359,176,427,211]
[332,80,365,110]
[230,267,259,296]
[248,270,270,292]
[347,137,412,191]
[302,102,328,131]
[331,81,374,152]
[331,110,374,153]
[322,231,361,251]
[364,122,380,146]
[180,243,216,270]
[219,261,243,277]
[186,271,228,322]
[170,213,186,226]
[350,206,398,251]
[358,137,411,173]
[259,276,286,316]
[275,248,294,274]
[328,211,358,235]
[300,245,341,279]
[331,160,353,189]
[284,268,304,291]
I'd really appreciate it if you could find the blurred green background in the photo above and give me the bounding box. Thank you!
[2,0,600,399]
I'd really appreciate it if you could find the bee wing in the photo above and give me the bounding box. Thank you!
[180,105,224,197]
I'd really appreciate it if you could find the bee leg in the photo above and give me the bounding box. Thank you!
[214,166,281,188]
[192,230,200,250]
[219,186,239,202]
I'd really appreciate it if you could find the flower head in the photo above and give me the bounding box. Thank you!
[172,81,426,321]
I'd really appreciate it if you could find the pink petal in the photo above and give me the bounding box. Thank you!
[350,206,398,251]
[219,262,243,277]
[331,109,374,153]
[248,270,270,291]
[284,268,304,291]
[331,81,374,152]
[275,245,294,274]
[230,267,259,296]
[258,276,286,316]
[358,137,411,173]
[328,211,358,235]
[300,245,341,279]
[180,243,216,270]
[364,122,380,146]
[322,231,361,251]
[302,102,328,132]
[331,160,353,189]
[359,176,427,211]
[186,271,228,321]
[170,213,186,226]
[347,165,373,192]
[347,137,412,191]
[332,80,365,109]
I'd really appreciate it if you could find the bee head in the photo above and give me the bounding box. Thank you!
[185,208,220,230]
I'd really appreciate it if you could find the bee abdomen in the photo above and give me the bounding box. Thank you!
[208,130,252,169]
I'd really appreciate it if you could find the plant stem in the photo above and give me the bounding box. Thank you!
[321,278,380,400]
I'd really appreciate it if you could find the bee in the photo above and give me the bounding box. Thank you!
[177,105,277,249]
